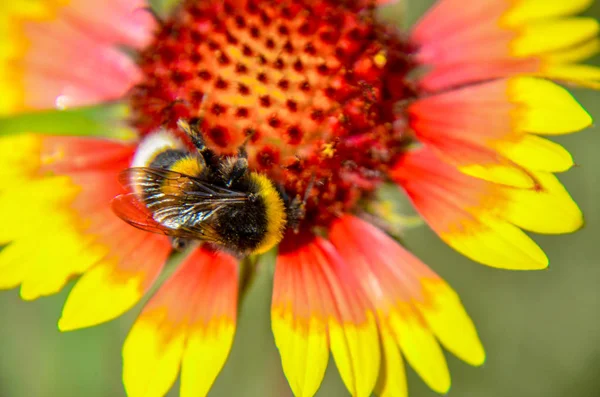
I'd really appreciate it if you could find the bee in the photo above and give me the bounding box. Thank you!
[111,119,298,257]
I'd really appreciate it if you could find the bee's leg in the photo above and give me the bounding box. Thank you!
[286,195,305,232]
[223,132,255,187]
[237,144,248,160]
[302,174,316,204]
[178,90,217,153]
[177,118,207,151]
[286,174,316,233]
[275,182,290,202]
[236,127,259,160]
[225,157,249,187]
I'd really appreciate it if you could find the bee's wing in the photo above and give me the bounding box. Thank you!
[111,192,227,243]
[110,193,180,236]
[113,167,247,244]
[119,167,247,199]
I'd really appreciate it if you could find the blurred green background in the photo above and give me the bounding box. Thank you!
[2,1,600,396]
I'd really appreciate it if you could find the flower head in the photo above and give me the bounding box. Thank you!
[0,0,596,396]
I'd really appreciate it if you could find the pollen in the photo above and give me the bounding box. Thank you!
[374,51,387,68]
[321,143,335,158]
[129,0,419,230]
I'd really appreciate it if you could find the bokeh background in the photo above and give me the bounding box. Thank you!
[1,1,600,396]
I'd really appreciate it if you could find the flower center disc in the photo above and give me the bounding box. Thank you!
[129,0,418,230]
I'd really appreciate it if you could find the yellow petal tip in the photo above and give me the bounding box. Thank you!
[510,77,593,134]
[468,347,487,367]
[57,316,81,332]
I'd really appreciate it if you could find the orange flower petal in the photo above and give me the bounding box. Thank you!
[375,331,407,397]
[58,229,170,330]
[124,247,238,397]
[273,235,380,397]
[0,136,97,297]
[412,0,600,90]
[180,251,238,397]
[2,0,154,111]
[391,148,549,269]
[0,1,58,113]
[502,171,583,235]
[317,239,381,397]
[59,0,157,49]
[23,18,143,109]
[330,215,484,394]
[272,241,329,397]
[0,136,173,329]
[45,137,171,330]
[408,77,590,186]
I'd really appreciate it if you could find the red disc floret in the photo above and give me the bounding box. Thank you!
[129,0,419,230]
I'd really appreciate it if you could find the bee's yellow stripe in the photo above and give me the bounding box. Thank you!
[249,173,286,254]
[170,157,204,177]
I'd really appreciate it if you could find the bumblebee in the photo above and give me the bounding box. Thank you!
[111,119,293,257]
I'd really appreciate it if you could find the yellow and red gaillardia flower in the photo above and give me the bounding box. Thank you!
[0,0,595,396]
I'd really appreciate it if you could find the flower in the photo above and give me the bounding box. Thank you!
[0,0,595,396]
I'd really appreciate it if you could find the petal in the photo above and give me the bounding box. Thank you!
[415,59,539,93]
[273,235,380,397]
[388,305,450,393]
[317,239,381,397]
[511,18,599,57]
[501,0,593,25]
[495,135,574,173]
[375,332,407,397]
[58,230,171,330]
[272,240,330,397]
[40,135,138,173]
[508,77,592,134]
[180,250,238,397]
[502,172,583,234]
[0,136,173,328]
[410,77,591,138]
[0,1,60,113]
[391,148,548,270]
[408,77,589,186]
[412,0,600,90]
[59,0,157,49]
[124,260,197,397]
[0,137,106,298]
[1,0,152,112]
[412,0,512,46]
[44,138,171,330]
[545,38,600,63]
[330,215,484,394]
[416,279,485,366]
[23,17,142,108]
[0,201,103,298]
[0,174,77,243]
[0,135,41,184]
[124,247,238,397]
